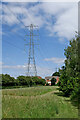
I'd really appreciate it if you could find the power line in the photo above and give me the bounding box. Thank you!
[4,4,26,28]
[35,45,57,73]
[3,39,26,52]
[3,31,57,76]
[3,26,25,41]
[2,4,33,45]
[2,5,58,75]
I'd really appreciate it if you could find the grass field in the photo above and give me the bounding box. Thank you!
[2,86,78,118]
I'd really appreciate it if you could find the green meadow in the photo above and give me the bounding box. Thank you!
[2,86,78,118]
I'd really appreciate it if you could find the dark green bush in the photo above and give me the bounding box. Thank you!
[52,72,60,76]
[46,83,49,86]
[51,78,56,86]
[32,77,46,86]
[70,77,80,101]
[2,74,15,86]
[59,74,79,96]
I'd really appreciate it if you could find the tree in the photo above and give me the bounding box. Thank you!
[17,76,26,86]
[26,76,33,87]
[32,77,46,86]
[51,78,56,86]
[64,38,79,77]
[52,72,60,76]
[59,36,80,98]
[17,76,32,86]
[2,74,15,86]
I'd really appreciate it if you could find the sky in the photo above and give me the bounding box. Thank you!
[0,1,78,78]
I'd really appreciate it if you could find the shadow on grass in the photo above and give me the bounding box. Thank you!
[54,90,78,109]
[54,88,80,117]
[54,91,69,97]
[64,96,78,109]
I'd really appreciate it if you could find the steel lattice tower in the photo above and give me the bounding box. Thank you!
[25,24,38,76]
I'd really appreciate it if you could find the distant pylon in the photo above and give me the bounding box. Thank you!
[25,24,39,76]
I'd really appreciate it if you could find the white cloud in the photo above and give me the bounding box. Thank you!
[2,0,39,2]
[2,3,44,27]
[44,57,65,65]
[41,2,71,15]
[53,5,78,40]
[2,0,79,2]
[2,5,23,26]
[2,63,53,78]
[3,14,19,26]
[2,2,78,41]
[2,64,26,69]
[37,66,53,77]
[40,0,79,2]
[41,2,78,40]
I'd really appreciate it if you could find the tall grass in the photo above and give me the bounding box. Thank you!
[2,86,78,118]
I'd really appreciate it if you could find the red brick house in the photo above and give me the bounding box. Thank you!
[45,76,59,85]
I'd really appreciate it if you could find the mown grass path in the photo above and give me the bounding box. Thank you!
[2,86,78,118]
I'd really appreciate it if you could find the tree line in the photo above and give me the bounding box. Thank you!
[0,74,46,88]
[58,34,80,101]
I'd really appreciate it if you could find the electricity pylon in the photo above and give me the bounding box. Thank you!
[25,24,39,76]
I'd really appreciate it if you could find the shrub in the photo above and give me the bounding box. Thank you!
[70,77,80,101]
[46,83,49,86]
[59,74,80,97]
[51,78,56,86]
[52,72,60,77]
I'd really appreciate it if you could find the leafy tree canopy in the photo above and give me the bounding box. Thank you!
[58,35,80,99]
[52,72,60,76]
